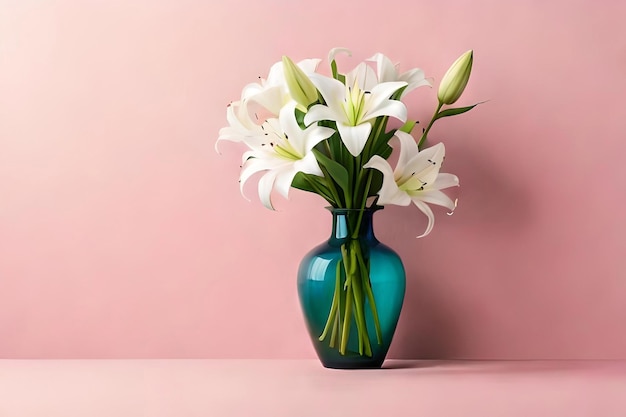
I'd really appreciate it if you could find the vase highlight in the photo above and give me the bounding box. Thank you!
[297,208,406,369]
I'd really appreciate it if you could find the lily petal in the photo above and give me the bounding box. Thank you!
[263,146,323,204]
[402,142,445,187]
[307,74,346,110]
[273,168,297,199]
[296,58,322,74]
[303,125,335,154]
[367,81,408,112]
[295,151,324,177]
[245,85,284,116]
[241,82,265,101]
[412,200,436,238]
[279,102,332,157]
[365,99,407,123]
[258,169,279,210]
[216,103,265,152]
[240,157,283,199]
[432,173,460,190]
[279,103,305,144]
[367,53,398,84]
[337,122,372,156]
[264,61,286,87]
[364,156,412,206]
[304,103,340,126]
[346,62,378,92]
[412,189,456,211]
[328,47,351,64]
[394,131,420,178]
[367,53,431,98]
[399,68,432,92]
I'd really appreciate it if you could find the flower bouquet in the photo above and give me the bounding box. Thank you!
[217,48,477,367]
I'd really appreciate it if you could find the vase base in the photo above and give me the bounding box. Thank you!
[320,358,385,370]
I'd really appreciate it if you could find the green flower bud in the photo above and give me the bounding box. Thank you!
[282,55,319,112]
[437,50,473,105]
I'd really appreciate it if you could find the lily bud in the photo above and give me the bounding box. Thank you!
[437,50,473,105]
[282,55,319,112]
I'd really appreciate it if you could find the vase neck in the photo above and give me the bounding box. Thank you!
[328,208,379,245]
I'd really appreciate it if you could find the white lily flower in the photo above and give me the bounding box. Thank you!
[216,100,265,152]
[364,131,459,237]
[341,55,430,98]
[217,58,321,152]
[327,48,380,95]
[242,58,321,117]
[367,53,432,97]
[304,74,407,156]
[240,102,334,210]
[345,61,378,92]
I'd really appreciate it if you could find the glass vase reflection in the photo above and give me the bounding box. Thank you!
[297,208,406,369]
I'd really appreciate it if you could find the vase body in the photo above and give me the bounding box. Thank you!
[297,208,406,369]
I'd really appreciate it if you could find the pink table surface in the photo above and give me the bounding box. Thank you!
[1,360,625,416]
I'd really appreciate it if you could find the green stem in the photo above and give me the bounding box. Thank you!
[331,262,343,348]
[318,260,342,342]
[353,155,361,207]
[304,176,335,205]
[357,253,382,344]
[349,240,372,356]
[351,171,373,240]
[363,116,388,162]
[324,140,332,157]
[341,244,355,289]
[330,307,339,348]
[418,102,443,149]
[335,234,377,357]
[318,164,345,208]
[340,274,353,355]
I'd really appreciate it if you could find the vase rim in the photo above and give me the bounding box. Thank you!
[325,206,383,214]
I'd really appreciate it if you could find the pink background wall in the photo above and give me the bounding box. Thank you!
[1,0,625,359]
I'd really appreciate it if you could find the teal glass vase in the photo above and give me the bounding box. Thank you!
[297,208,406,369]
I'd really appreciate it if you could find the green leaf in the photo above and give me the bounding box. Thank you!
[331,60,339,79]
[434,103,479,120]
[313,149,350,194]
[324,128,343,161]
[391,85,408,101]
[291,173,335,203]
[379,144,393,160]
[367,170,384,196]
[370,130,395,157]
[291,172,316,193]
[295,108,306,128]
[399,119,418,134]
